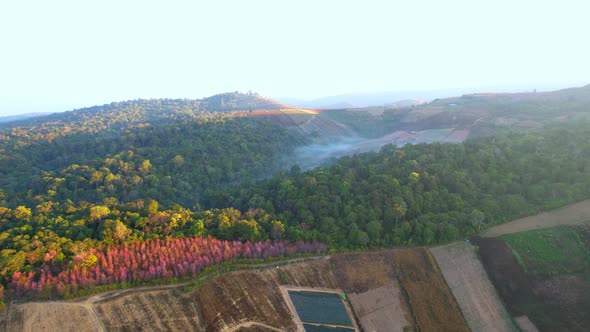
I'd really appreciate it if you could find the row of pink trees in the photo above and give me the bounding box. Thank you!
[9,237,326,297]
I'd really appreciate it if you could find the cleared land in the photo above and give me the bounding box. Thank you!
[331,249,469,332]
[331,252,412,332]
[347,283,408,332]
[95,289,201,331]
[1,302,98,332]
[430,242,516,331]
[472,224,590,331]
[391,248,470,332]
[483,199,590,237]
[195,259,340,332]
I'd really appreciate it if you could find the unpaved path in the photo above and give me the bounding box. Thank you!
[483,199,590,237]
[430,242,517,332]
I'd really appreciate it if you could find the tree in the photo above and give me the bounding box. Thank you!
[13,206,32,223]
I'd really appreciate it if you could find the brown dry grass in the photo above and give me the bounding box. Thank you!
[483,199,590,237]
[391,248,470,332]
[430,242,516,331]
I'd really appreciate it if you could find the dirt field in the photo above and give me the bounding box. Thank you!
[95,289,201,331]
[331,249,469,332]
[331,251,413,332]
[348,283,409,332]
[0,302,98,332]
[391,248,470,332]
[195,259,339,332]
[483,199,590,237]
[430,242,516,331]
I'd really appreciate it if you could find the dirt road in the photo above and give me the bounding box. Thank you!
[483,199,590,237]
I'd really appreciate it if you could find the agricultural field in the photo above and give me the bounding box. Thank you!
[472,224,590,331]
[331,251,413,332]
[95,288,201,331]
[331,249,469,332]
[195,259,338,332]
[390,248,470,332]
[430,242,517,331]
[0,302,98,332]
[482,198,590,237]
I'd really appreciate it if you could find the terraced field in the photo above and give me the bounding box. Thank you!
[431,242,517,331]
[332,249,469,332]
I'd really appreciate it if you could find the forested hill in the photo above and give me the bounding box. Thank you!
[0,92,287,144]
[211,123,590,248]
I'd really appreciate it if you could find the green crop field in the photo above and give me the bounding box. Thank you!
[501,225,590,276]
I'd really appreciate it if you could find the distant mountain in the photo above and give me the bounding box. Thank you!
[0,112,51,123]
[0,92,291,141]
[278,90,465,108]
[200,91,289,111]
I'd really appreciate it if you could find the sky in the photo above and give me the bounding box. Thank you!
[0,0,589,115]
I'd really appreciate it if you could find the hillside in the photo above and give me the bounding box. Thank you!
[2,86,590,313]
[200,91,289,112]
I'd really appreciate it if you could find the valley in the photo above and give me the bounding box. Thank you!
[1,86,590,331]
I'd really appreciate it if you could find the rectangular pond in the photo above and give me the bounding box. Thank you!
[288,290,353,327]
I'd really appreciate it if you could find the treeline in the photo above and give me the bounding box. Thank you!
[0,200,322,279]
[9,237,326,298]
[212,124,590,248]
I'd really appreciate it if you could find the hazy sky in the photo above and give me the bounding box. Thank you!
[0,0,588,115]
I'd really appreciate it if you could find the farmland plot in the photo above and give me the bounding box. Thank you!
[391,248,470,332]
[430,242,517,331]
[331,252,412,332]
[95,289,201,331]
[473,226,590,332]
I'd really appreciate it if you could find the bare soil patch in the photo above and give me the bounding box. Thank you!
[1,302,97,332]
[331,249,469,332]
[348,282,409,332]
[331,252,395,293]
[194,259,337,332]
[391,248,470,332]
[483,199,590,237]
[430,242,516,331]
[95,289,201,332]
